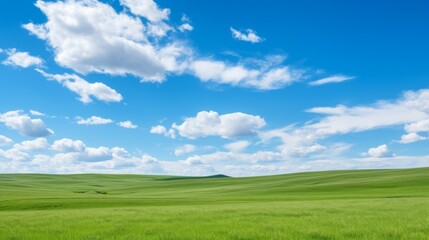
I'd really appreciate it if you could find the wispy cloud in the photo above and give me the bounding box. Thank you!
[260,89,429,156]
[37,69,123,104]
[30,110,45,116]
[76,116,113,125]
[2,48,43,68]
[175,144,196,156]
[309,75,355,86]
[190,58,304,90]
[230,27,263,43]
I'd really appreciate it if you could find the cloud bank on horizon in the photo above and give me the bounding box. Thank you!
[0,0,428,176]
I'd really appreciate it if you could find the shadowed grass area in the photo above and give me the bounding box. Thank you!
[1,168,429,239]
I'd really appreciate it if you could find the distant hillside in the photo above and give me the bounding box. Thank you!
[1,167,428,211]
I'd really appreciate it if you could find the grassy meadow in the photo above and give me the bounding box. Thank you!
[0,168,428,239]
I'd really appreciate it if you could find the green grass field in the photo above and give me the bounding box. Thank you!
[1,168,428,239]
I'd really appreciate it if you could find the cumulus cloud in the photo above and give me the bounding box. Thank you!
[150,125,176,138]
[46,147,111,163]
[13,138,50,152]
[400,119,429,144]
[404,119,429,133]
[0,149,30,161]
[0,138,49,161]
[2,48,43,68]
[39,139,113,163]
[0,110,54,137]
[22,0,326,91]
[1,135,429,176]
[230,27,263,43]
[37,69,123,104]
[174,144,196,156]
[224,140,251,152]
[0,135,14,147]
[118,120,138,129]
[0,137,164,173]
[120,0,169,22]
[309,75,355,86]
[51,138,86,152]
[24,0,189,82]
[399,132,427,144]
[120,0,172,37]
[78,147,112,162]
[76,116,113,125]
[172,111,266,139]
[366,144,394,158]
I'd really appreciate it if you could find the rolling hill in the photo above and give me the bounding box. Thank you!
[1,167,428,239]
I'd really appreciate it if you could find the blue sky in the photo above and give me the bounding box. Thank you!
[0,0,428,176]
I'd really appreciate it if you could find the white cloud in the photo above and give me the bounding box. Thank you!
[37,69,123,104]
[309,75,355,86]
[174,144,196,156]
[24,0,190,82]
[18,0,357,95]
[150,125,176,138]
[13,138,50,152]
[399,132,427,144]
[120,0,170,22]
[111,147,130,158]
[366,144,394,158]
[190,59,303,90]
[179,14,193,32]
[404,119,429,133]
[51,138,86,152]
[146,21,172,38]
[0,135,14,147]
[30,110,45,116]
[0,149,30,161]
[118,120,138,129]
[224,140,251,152]
[22,0,324,91]
[262,89,429,152]
[306,90,429,136]
[230,27,263,43]
[0,137,164,173]
[181,14,191,22]
[80,147,112,162]
[172,111,266,139]
[0,138,49,161]
[76,116,113,125]
[1,135,429,176]
[150,125,167,134]
[46,147,112,163]
[121,0,173,38]
[0,110,54,137]
[280,144,328,157]
[21,23,47,39]
[2,48,43,68]
[179,23,193,32]
[181,151,283,166]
